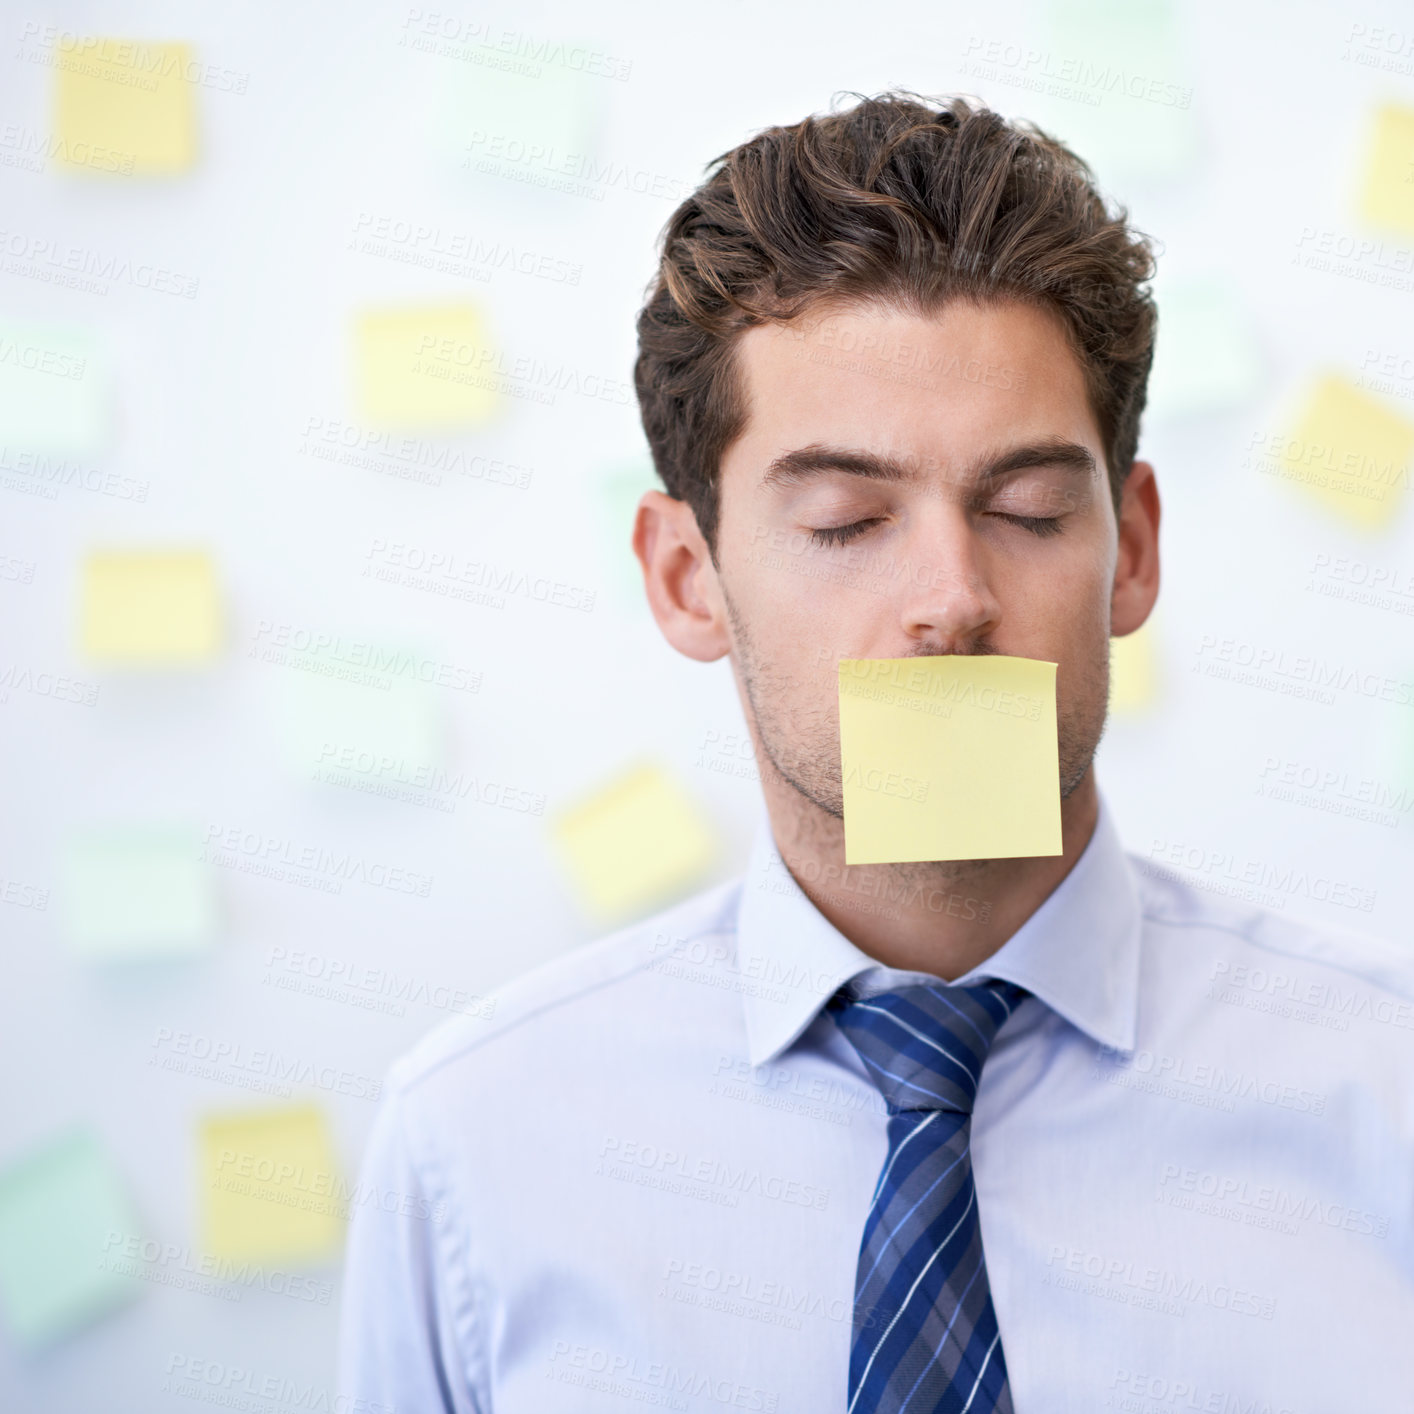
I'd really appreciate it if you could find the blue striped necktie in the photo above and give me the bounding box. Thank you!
[827,975,1028,1414]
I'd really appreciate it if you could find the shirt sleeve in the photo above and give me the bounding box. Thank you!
[337,1080,485,1413]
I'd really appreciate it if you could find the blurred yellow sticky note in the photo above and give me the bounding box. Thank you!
[838,656,1061,864]
[200,1105,343,1263]
[53,39,197,175]
[1111,622,1158,713]
[355,306,499,428]
[1278,376,1413,532]
[1358,104,1414,239]
[61,826,215,959]
[551,764,717,923]
[82,550,221,663]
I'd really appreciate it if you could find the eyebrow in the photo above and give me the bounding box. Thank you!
[758,437,1098,493]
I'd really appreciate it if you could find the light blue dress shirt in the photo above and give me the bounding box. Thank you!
[338,789,1414,1411]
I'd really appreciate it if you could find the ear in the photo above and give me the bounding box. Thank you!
[1110,459,1160,636]
[631,490,732,663]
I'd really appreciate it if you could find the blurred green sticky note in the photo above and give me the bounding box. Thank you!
[0,320,108,456]
[81,549,222,664]
[596,459,657,603]
[551,763,717,923]
[273,641,443,779]
[1110,619,1158,714]
[1147,280,1262,417]
[1358,103,1414,240]
[838,655,1062,864]
[199,1105,344,1263]
[356,305,500,428]
[0,1129,143,1347]
[60,826,215,959]
[54,39,197,175]
[1277,375,1413,532]
[1038,0,1197,183]
[445,47,604,172]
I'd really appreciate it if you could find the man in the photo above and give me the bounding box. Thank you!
[339,91,1414,1411]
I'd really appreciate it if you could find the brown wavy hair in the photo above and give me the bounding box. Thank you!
[632,89,1158,564]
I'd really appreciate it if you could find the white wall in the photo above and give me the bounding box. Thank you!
[3,0,1412,1408]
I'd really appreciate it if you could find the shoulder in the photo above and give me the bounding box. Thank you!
[1127,849,1414,1006]
[384,871,746,1102]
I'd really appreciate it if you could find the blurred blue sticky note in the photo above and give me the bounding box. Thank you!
[60,826,216,959]
[0,320,108,456]
[272,641,443,779]
[1147,279,1263,417]
[1399,670,1414,797]
[1037,0,1197,183]
[0,1129,143,1347]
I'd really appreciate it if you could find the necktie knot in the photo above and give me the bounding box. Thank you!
[828,976,1028,1115]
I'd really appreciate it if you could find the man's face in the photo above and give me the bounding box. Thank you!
[712,296,1119,822]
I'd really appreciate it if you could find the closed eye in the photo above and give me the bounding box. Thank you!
[992,513,1064,538]
[808,519,883,547]
[809,513,1065,546]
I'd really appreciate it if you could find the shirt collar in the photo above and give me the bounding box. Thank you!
[734,787,1141,1067]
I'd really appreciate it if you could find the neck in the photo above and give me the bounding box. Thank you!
[761,767,1100,982]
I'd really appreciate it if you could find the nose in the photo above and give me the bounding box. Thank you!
[895,506,1001,650]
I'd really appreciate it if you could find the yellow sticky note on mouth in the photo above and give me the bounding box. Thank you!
[838,655,1061,864]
